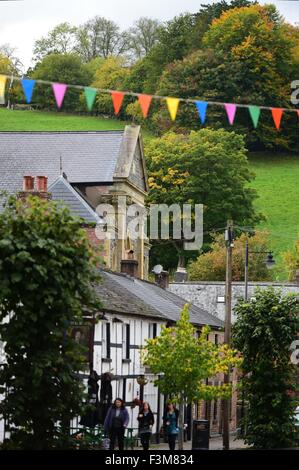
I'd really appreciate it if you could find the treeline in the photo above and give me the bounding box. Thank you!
[1,0,299,150]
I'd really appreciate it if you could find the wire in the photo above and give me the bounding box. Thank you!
[0,72,299,115]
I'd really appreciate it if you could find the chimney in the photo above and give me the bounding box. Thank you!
[121,250,138,278]
[174,266,188,283]
[23,175,35,191]
[155,270,169,289]
[36,176,48,192]
[18,175,52,201]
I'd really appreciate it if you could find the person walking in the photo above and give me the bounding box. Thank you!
[104,398,129,450]
[137,402,155,450]
[163,403,179,451]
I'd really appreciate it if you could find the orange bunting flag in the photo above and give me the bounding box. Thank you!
[111,91,124,115]
[138,94,152,118]
[271,108,283,130]
[166,97,180,121]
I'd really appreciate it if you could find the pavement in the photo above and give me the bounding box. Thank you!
[136,434,247,451]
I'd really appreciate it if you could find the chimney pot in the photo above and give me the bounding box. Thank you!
[121,259,139,278]
[155,271,169,289]
[36,176,48,192]
[23,176,34,191]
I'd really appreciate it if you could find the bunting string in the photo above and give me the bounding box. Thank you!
[0,73,298,130]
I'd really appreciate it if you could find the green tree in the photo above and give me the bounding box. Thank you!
[233,288,299,448]
[0,195,101,449]
[188,231,273,281]
[127,17,161,60]
[33,23,78,62]
[145,129,261,270]
[31,53,92,112]
[142,305,241,449]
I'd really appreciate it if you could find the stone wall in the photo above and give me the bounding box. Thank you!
[168,281,299,323]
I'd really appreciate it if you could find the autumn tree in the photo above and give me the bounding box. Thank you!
[188,231,273,281]
[233,288,299,448]
[153,4,299,150]
[142,305,241,449]
[146,129,261,270]
[0,195,101,449]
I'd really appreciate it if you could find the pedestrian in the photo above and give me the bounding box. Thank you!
[137,402,155,450]
[163,402,179,451]
[104,398,129,450]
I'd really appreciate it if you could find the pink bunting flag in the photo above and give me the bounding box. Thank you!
[224,103,237,125]
[52,83,67,109]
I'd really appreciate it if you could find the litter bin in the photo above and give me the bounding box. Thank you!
[192,419,210,450]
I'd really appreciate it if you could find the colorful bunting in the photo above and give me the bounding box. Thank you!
[21,79,36,104]
[0,75,7,105]
[224,103,237,125]
[195,101,208,124]
[0,73,297,131]
[248,106,261,129]
[271,108,283,130]
[138,94,152,118]
[111,91,124,115]
[84,87,97,111]
[166,97,180,121]
[52,83,67,109]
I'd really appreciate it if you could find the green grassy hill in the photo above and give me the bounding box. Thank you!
[1,107,298,279]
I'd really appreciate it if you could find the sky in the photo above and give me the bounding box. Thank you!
[0,0,298,70]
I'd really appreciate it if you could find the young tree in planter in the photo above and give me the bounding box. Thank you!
[142,305,241,449]
[0,195,102,449]
[233,288,299,449]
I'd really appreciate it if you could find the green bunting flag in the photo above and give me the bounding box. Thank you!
[84,87,97,111]
[248,106,261,128]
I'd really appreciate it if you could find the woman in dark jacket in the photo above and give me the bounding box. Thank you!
[104,398,129,450]
[137,402,155,450]
[162,403,179,451]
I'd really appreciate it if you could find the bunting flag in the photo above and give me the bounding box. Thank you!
[52,83,67,109]
[0,75,7,105]
[166,97,180,121]
[21,79,36,104]
[138,94,152,118]
[195,101,208,124]
[271,108,283,130]
[0,73,298,131]
[111,91,124,115]
[84,87,97,111]
[224,103,237,125]
[248,106,261,129]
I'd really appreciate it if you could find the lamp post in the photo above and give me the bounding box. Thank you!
[244,239,275,301]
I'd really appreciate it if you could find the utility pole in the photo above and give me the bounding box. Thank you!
[222,219,234,450]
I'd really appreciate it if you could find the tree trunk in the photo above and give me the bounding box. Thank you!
[178,400,185,450]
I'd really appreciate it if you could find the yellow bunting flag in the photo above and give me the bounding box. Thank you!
[166,97,180,121]
[0,75,7,105]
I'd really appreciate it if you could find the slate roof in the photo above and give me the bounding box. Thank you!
[95,270,223,329]
[0,131,124,194]
[49,176,101,224]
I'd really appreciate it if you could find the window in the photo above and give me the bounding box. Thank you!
[102,322,111,359]
[122,324,130,360]
[149,323,157,339]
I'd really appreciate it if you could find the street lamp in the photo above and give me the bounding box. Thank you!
[244,238,275,301]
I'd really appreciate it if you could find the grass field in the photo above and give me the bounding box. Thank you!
[1,107,298,279]
[249,153,299,278]
[0,107,126,131]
